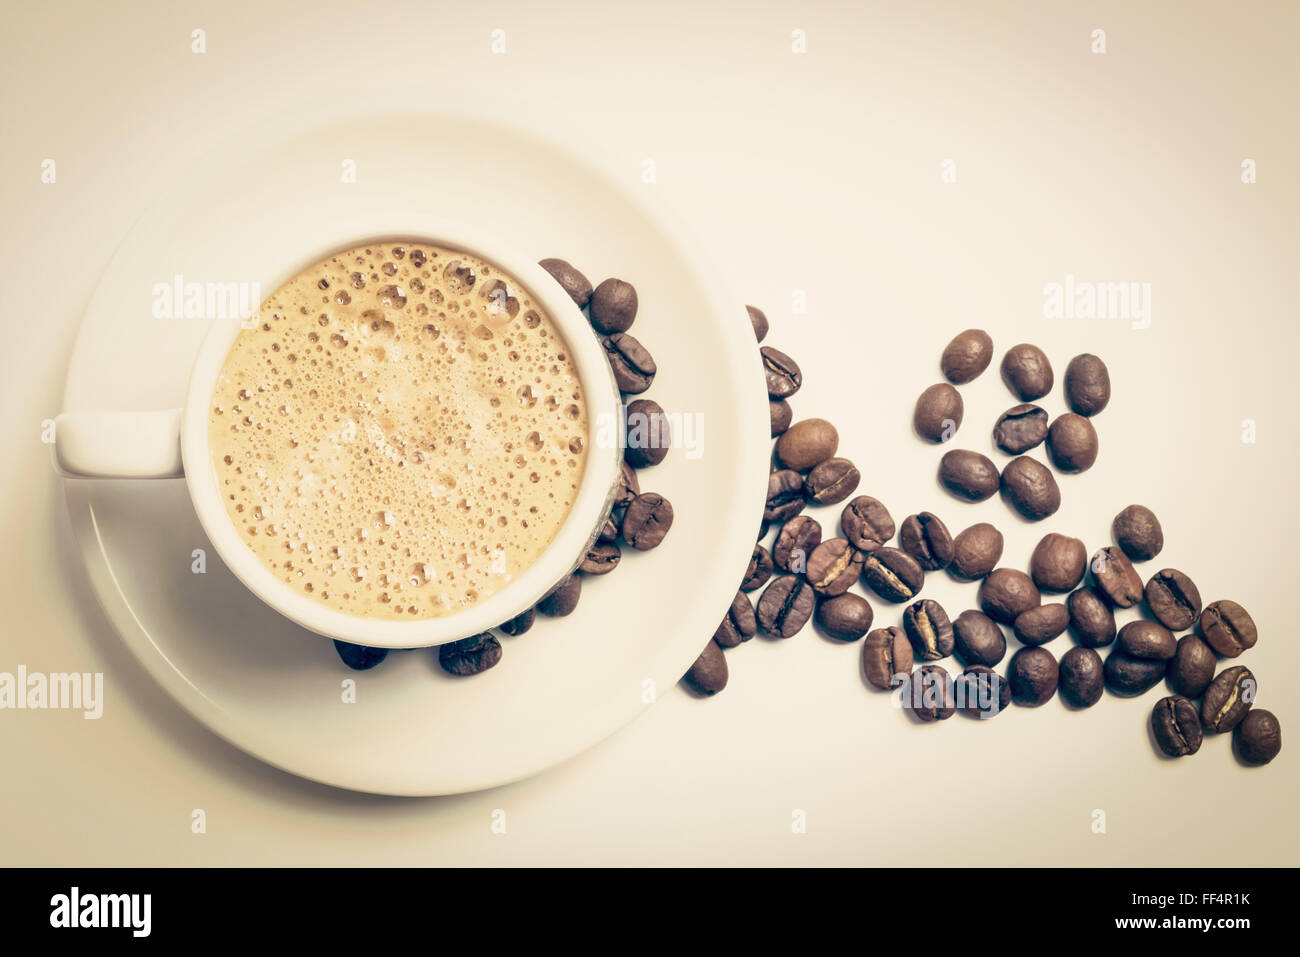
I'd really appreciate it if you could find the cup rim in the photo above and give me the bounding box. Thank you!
[180,218,621,648]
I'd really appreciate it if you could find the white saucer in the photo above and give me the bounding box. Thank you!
[60,108,770,796]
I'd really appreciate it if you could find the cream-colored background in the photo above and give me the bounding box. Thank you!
[2,0,1297,865]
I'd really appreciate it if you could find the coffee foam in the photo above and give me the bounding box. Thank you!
[209,242,589,620]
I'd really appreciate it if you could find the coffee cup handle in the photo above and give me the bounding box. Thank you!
[53,410,185,479]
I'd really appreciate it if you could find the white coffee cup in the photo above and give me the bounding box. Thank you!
[54,220,623,648]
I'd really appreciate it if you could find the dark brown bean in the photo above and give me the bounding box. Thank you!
[1000,343,1054,401]
[1012,603,1070,646]
[804,457,861,506]
[1029,533,1087,593]
[1067,586,1117,648]
[761,346,802,398]
[903,665,957,721]
[775,418,838,471]
[860,547,925,604]
[939,449,1000,502]
[589,278,638,334]
[623,398,671,467]
[804,538,864,597]
[949,523,1003,580]
[537,575,582,616]
[438,633,503,676]
[497,607,536,637]
[747,304,769,342]
[1199,600,1257,658]
[816,593,874,641]
[841,496,895,552]
[941,328,994,384]
[978,568,1041,625]
[1112,504,1163,562]
[1064,353,1111,416]
[742,545,774,592]
[899,512,954,571]
[1091,546,1144,608]
[992,404,1048,455]
[713,591,757,648]
[862,626,912,690]
[953,610,1006,666]
[1144,569,1201,631]
[773,515,822,573]
[1117,620,1176,660]
[770,399,792,437]
[765,469,807,524]
[602,332,656,394]
[621,493,674,550]
[1167,634,1216,698]
[1201,666,1256,733]
[580,540,621,575]
[1152,695,1203,756]
[1058,646,1104,708]
[903,599,954,661]
[756,574,817,638]
[684,640,728,695]
[999,456,1061,521]
[1045,413,1098,473]
[538,258,592,307]
[914,383,964,442]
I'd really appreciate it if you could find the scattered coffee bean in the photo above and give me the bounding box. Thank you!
[805,538,863,597]
[1029,533,1087,593]
[804,457,861,505]
[899,512,955,571]
[614,460,640,509]
[602,332,656,394]
[334,640,388,671]
[747,304,769,342]
[770,399,792,437]
[714,591,758,648]
[903,665,957,721]
[860,547,924,603]
[939,449,1000,502]
[497,607,536,637]
[841,496,895,552]
[1008,646,1058,706]
[775,418,838,471]
[1117,620,1176,660]
[914,383,964,442]
[438,633,503,676]
[1144,569,1201,631]
[756,574,817,638]
[949,523,1004,580]
[1199,599,1257,657]
[1234,709,1282,766]
[941,328,994,384]
[953,610,1007,666]
[1092,546,1143,607]
[684,639,728,695]
[1000,456,1061,520]
[579,540,621,575]
[742,545,774,592]
[1064,353,1111,416]
[758,517,771,541]
[957,665,1010,718]
[1168,633,1216,697]
[761,346,802,398]
[538,258,593,308]
[816,592,874,641]
[1001,343,1054,401]
[589,278,638,334]
[1058,646,1104,708]
[773,515,822,573]
[537,575,582,616]
[862,626,913,689]
[598,509,622,543]
[624,398,671,467]
[1201,665,1255,733]
[1046,413,1099,473]
[1013,603,1070,646]
[1067,586,1117,647]
[1103,650,1167,696]
[1151,695,1203,757]
[765,469,807,524]
[1112,504,1163,562]
[621,492,674,550]
[978,568,1041,625]
[991,404,1047,455]
[903,599,954,661]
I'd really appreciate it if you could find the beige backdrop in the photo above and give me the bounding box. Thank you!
[2,0,1297,865]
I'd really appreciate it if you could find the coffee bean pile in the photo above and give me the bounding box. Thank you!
[688,323,1281,767]
[333,259,674,677]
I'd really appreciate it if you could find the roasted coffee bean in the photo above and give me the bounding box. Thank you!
[804,538,863,597]
[589,278,638,334]
[614,460,640,509]
[956,665,1010,718]
[761,346,802,398]
[1013,603,1070,646]
[1112,504,1163,562]
[624,398,671,467]
[862,626,912,689]
[1008,646,1058,706]
[1117,620,1176,660]
[1067,586,1117,648]
[1151,695,1203,757]
[903,599,954,660]
[1201,665,1255,733]
[978,568,1041,625]
[747,304,769,342]
[333,640,388,671]
[684,640,728,695]
[580,540,621,575]
[1199,599,1258,657]
[1058,646,1104,708]
[1103,650,1167,696]
[537,575,582,616]
[914,383,964,442]
[1046,413,1098,473]
[602,332,656,394]
[621,492,673,550]
[758,518,771,541]
[765,469,807,524]
[860,547,924,603]
[941,328,994,384]
[1091,546,1143,607]
[538,258,593,308]
[816,592,874,641]
[770,399,793,437]
[438,633,503,676]
[497,607,536,637]
[899,512,954,571]
[992,404,1049,455]
[1029,533,1087,592]
[953,610,1006,666]
[773,515,822,573]
[939,449,1000,502]
[1144,569,1201,631]
[1001,343,1054,401]
[841,496,895,552]
[1234,709,1282,766]
[775,418,838,471]
[598,509,621,543]
[903,665,957,721]
[1064,353,1111,416]
[714,591,758,648]
[1167,634,1217,698]
[756,574,817,638]
[999,456,1061,520]
[804,457,861,506]
[742,545,774,592]
[949,523,1003,580]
